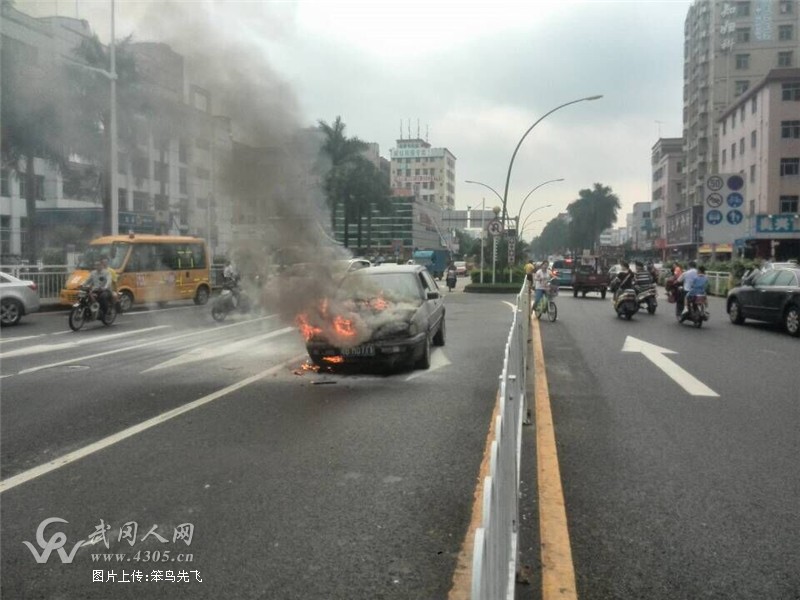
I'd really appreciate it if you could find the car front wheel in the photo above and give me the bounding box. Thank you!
[785,304,799,337]
[1,299,23,326]
[728,298,745,325]
[415,334,431,369]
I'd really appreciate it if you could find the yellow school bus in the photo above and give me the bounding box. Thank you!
[60,234,211,310]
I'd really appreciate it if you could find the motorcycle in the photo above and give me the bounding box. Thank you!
[635,283,658,314]
[679,293,709,328]
[69,285,118,331]
[445,270,457,292]
[610,273,639,320]
[211,278,252,322]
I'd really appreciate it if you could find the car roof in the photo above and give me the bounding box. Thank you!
[350,264,424,275]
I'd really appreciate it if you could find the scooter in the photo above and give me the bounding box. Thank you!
[445,270,457,292]
[69,285,119,331]
[635,284,658,314]
[211,278,252,322]
[679,293,709,328]
[613,287,639,320]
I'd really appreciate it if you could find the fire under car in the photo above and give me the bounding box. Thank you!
[298,264,446,370]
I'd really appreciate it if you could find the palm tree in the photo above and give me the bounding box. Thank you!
[1,35,72,262]
[567,183,620,254]
[317,116,369,243]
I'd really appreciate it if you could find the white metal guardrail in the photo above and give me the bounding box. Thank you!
[471,284,527,600]
[1,265,227,303]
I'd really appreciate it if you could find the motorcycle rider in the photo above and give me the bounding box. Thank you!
[223,260,241,307]
[86,259,113,316]
[676,261,699,320]
[612,261,635,301]
[445,262,458,290]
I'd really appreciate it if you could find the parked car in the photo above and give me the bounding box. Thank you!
[302,264,446,370]
[453,261,468,277]
[726,265,800,337]
[551,259,574,288]
[0,271,41,326]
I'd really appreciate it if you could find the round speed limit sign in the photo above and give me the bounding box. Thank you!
[487,219,503,236]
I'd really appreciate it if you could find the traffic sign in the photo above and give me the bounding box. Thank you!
[703,174,747,243]
[487,219,503,236]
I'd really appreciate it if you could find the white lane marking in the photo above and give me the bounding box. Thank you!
[502,301,518,312]
[622,336,719,397]
[0,354,307,494]
[0,326,170,359]
[141,327,295,373]
[17,314,280,375]
[0,374,13,380]
[0,335,43,344]
[406,349,451,381]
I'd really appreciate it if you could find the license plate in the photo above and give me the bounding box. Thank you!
[341,344,375,357]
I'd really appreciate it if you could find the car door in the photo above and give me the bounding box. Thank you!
[760,269,798,324]
[417,270,443,335]
[745,270,780,321]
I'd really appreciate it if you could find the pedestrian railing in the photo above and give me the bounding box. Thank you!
[706,271,731,296]
[0,265,71,302]
[1,264,229,304]
[471,283,527,600]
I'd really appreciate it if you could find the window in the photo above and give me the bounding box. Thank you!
[133,191,148,211]
[118,188,128,212]
[195,167,210,180]
[735,27,750,43]
[732,112,737,127]
[154,194,168,211]
[751,96,757,113]
[779,0,793,14]
[779,24,793,41]
[750,164,756,183]
[740,105,745,122]
[722,120,727,135]
[773,270,796,287]
[19,175,45,201]
[778,51,793,67]
[736,1,750,16]
[731,143,737,159]
[179,168,188,194]
[780,158,800,176]
[722,149,727,165]
[740,138,745,154]
[780,195,799,212]
[735,54,749,69]
[782,120,800,138]
[751,130,756,148]
[782,82,800,100]
[178,139,188,163]
[153,161,169,183]
[1,169,9,197]
[0,215,10,257]
[734,80,749,96]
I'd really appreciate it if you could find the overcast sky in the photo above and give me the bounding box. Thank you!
[21,0,692,238]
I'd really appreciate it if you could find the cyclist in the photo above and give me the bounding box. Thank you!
[533,260,551,312]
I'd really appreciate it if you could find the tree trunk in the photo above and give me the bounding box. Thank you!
[24,154,38,264]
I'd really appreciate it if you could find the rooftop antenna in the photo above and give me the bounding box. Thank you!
[426,124,429,142]
[417,118,420,139]
[407,119,411,140]
[399,120,403,140]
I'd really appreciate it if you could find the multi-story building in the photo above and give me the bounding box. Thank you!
[389,138,456,210]
[718,67,800,259]
[683,0,800,209]
[652,137,687,256]
[630,202,656,252]
[1,3,237,262]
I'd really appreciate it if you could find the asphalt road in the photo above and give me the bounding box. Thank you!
[538,289,800,600]
[1,288,514,600]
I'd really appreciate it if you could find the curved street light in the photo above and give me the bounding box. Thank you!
[519,204,552,235]
[500,95,603,230]
[514,177,563,229]
[464,180,503,205]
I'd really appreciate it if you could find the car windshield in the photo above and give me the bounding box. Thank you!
[77,244,130,270]
[340,272,423,306]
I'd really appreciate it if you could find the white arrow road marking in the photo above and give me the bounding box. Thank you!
[141,327,295,373]
[406,349,451,381]
[622,336,719,397]
[0,326,170,359]
[502,301,518,312]
[17,315,279,375]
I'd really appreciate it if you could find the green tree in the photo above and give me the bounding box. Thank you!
[566,183,620,254]
[318,116,369,244]
[1,30,72,262]
[531,218,570,257]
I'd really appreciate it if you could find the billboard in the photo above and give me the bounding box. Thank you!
[702,174,747,244]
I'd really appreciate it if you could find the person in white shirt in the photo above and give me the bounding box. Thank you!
[86,259,112,315]
[676,261,698,318]
[533,260,551,309]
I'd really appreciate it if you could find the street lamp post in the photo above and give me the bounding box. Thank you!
[500,95,602,233]
[519,205,552,235]
[513,178,562,230]
[109,0,118,235]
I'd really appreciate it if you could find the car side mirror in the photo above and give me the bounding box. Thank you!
[427,291,440,300]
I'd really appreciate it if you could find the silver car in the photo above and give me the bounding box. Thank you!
[0,271,41,326]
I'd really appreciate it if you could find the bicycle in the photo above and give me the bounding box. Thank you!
[533,279,559,322]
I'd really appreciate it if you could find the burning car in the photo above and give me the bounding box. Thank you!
[298,264,446,370]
